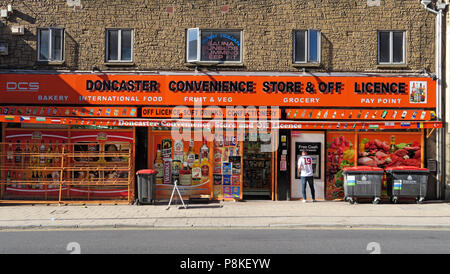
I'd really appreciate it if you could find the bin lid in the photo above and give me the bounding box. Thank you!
[136,169,157,175]
[385,166,429,173]
[342,166,384,174]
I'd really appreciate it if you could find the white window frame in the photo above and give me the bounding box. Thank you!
[186,28,243,64]
[293,29,321,64]
[378,30,406,64]
[186,28,200,63]
[106,28,134,62]
[37,28,64,62]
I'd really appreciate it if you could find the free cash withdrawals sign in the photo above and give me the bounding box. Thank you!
[0,73,436,108]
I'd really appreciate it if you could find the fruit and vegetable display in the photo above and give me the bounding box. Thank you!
[326,134,354,200]
[357,136,421,168]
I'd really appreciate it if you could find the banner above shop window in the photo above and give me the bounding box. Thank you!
[286,109,436,121]
[142,107,280,119]
[0,73,436,108]
[0,106,137,117]
[0,115,442,130]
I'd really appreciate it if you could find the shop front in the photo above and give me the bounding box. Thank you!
[0,72,442,203]
[1,124,135,204]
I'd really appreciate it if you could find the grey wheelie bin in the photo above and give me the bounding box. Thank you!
[385,166,429,204]
[136,169,157,205]
[343,166,384,204]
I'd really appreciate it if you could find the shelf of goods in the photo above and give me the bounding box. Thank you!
[0,142,134,204]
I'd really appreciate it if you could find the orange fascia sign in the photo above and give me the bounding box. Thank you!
[0,73,436,108]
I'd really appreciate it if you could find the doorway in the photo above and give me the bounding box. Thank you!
[290,131,325,200]
[243,133,273,200]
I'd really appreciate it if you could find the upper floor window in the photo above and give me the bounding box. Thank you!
[293,29,321,63]
[186,28,242,63]
[378,31,405,64]
[37,28,64,62]
[106,29,133,62]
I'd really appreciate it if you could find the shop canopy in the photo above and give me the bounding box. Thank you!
[0,114,442,130]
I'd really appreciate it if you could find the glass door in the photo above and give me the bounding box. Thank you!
[243,133,272,199]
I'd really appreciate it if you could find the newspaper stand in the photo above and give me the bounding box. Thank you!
[343,166,384,204]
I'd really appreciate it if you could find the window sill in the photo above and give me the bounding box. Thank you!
[185,62,244,67]
[104,62,135,67]
[36,61,65,66]
[292,63,321,68]
[376,63,408,69]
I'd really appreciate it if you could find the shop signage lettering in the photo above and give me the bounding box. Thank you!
[0,73,436,108]
[142,107,280,119]
[86,80,159,92]
[6,81,39,92]
[168,80,255,93]
[354,82,406,94]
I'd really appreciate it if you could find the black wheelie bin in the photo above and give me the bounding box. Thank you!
[343,166,384,204]
[385,166,429,204]
[136,169,157,205]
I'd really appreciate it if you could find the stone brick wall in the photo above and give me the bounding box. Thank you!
[0,0,436,73]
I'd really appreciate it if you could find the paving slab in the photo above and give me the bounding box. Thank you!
[0,200,449,230]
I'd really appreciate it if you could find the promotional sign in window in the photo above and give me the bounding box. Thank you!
[294,142,321,179]
[200,30,241,62]
[325,133,356,200]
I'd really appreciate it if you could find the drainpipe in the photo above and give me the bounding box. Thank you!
[421,0,446,199]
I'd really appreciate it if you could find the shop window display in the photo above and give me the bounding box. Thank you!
[2,129,69,199]
[212,132,242,200]
[325,131,423,200]
[70,141,131,199]
[1,128,134,203]
[149,129,243,201]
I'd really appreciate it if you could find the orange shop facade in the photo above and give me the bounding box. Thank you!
[0,71,441,203]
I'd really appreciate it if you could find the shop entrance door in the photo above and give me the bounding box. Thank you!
[243,133,273,200]
[290,132,325,200]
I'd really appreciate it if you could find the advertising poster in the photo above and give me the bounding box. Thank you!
[295,142,321,179]
[325,133,356,200]
[356,132,423,197]
[357,133,423,169]
[213,185,223,200]
[232,186,240,198]
[150,133,212,200]
[325,132,423,200]
[223,185,232,198]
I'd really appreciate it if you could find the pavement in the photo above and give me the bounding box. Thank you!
[1,199,450,230]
